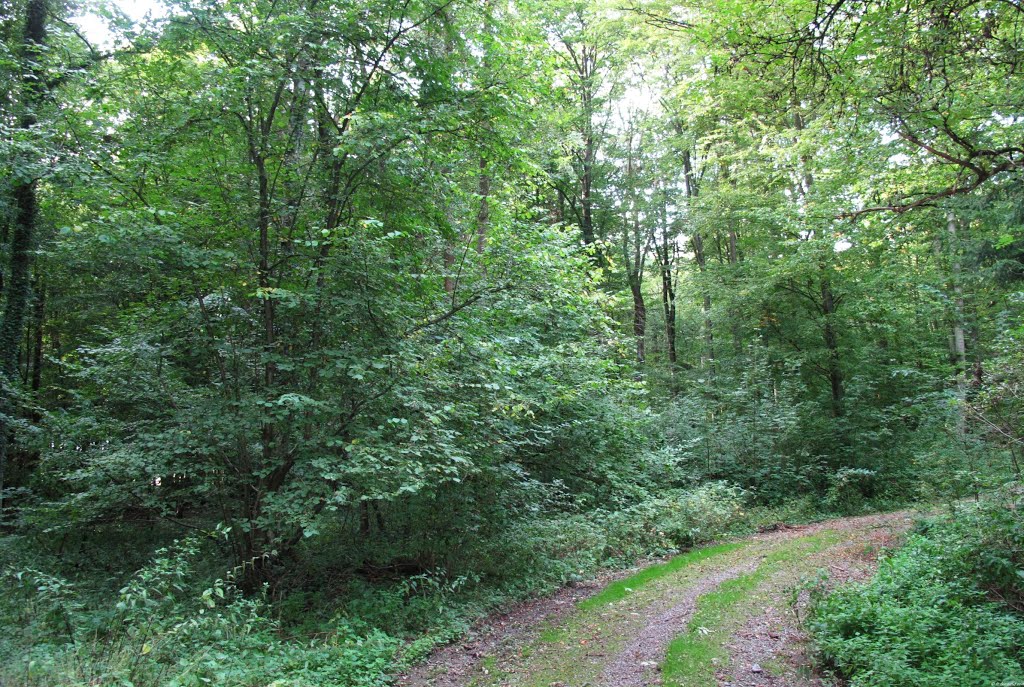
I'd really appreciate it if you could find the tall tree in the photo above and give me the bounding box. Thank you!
[0,0,48,524]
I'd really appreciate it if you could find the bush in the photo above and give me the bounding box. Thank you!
[823,468,877,514]
[0,538,406,687]
[0,480,753,687]
[809,493,1024,687]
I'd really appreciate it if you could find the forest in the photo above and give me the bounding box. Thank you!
[1,0,1023,685]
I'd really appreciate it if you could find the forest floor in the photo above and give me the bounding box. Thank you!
[398,511,914,687]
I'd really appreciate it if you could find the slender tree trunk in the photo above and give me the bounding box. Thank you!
[683,148,713,370]
[970,302,983,390]
[237,94,283,577]
[728,229,743,355]
[580,72,595,248]
[656,188,677,369]
[476,156,489,254]
[948,211,967,376]
[572,42,602,267]
[947,210,968,435]
[793,108,843,418]
[255,154,276,466]
[623,124,647,364]
[820,276,843,417]
[659,245,677,367]
[631,277,646,364]
[443,245,456,294]
[581,132,597,252]
[692,233,715,370]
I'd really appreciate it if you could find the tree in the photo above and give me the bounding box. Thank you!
[0,0,49,525]
[699,0,1024,215]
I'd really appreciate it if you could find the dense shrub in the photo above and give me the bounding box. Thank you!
[0,481,750,687]
[810,493,1024,686]
[0,538,404,687]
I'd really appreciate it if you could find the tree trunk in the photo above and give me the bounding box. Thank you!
[947,211,967,375]
[443,245,456,294]
[581,130,598,259]
[621,122,647,365]
[631,277,646,364]
[820,276,843,417]
[30,280,44,397]
[692,233,715,370]
[0,0,47,526]
[254,152,276,497]
[728,229,742,354]
[656,188,677,369]
[659,246,677,367]
[476,156,489,254]
[683,148,713,370]
[947,210,967,435]
[572,41,602,267]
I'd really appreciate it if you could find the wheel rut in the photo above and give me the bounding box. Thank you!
[398,511,913,687]
[598,561,757,687]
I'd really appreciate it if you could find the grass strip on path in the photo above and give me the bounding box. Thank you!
[662,530,840,686]
[489,540,752,687]
[579,541,748,610]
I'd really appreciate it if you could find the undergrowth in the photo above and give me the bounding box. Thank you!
[0,479,919,687]
[0,482,753,687]
[809,488,1024,687]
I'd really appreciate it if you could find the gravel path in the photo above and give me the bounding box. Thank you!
[398,511,914,687]
[598,561,758,687]
[397,565,651,687]
[719,513,912,687]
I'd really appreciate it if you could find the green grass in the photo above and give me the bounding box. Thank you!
[578,541,747,610]
[662,531,839,686]
[497,540,752,686]
[538,625,568,643]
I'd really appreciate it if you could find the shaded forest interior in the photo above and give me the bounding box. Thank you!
[1,1,1024,685]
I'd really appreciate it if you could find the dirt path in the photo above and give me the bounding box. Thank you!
[398,511,913,687]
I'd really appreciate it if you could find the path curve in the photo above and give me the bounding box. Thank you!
[399,511,913,687]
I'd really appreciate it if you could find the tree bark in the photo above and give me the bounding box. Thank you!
[660,266,676,365]
[30,281,44,395]
[692,232,715,370]
[0,0,48,525]
[630,277,647,364]
[564,37,602,266]
[622,125,647,364]
[476,156,489,254]
[820,276,843,417]
[683,148,713,370]
[658,244,677,366]
[947,210,967,435]
[655,186,677,369]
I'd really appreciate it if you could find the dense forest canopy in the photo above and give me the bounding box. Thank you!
[1,0,1023,685]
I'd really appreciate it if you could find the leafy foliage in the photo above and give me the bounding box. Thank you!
[811,495,1024,686]
[0,0,1022,684]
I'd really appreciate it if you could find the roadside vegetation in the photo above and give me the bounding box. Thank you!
[810,492,1024,687]
[1,0,1023,685]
